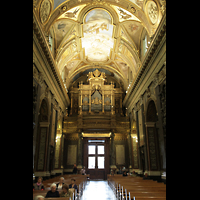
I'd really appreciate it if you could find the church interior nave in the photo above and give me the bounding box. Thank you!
[33,1,166,199]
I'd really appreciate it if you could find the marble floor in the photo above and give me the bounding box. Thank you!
[80,180,116,200]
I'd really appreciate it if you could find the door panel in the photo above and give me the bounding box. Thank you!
[97,156,105,169]
[88,156,95,169]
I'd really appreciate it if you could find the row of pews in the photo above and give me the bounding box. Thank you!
[108,174,166,200]
[33,174,89,200]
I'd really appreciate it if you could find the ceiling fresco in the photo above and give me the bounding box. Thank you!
[82,9,114,62]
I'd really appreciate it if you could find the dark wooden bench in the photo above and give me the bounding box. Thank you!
[108,174,166,200]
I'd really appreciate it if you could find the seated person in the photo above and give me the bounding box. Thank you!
[33,177,45,190]
[80,166,86,175]
[69,178,78,193]
[131,171,137,177]
[56,177,65,190]
[72,163,78,174]
[118,167,122,174]
[60,184,73,199]
[33,195,44,200]
[45,183,60,198]
[123,171,127,176]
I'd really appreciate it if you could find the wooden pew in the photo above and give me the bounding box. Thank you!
[108,174,166,200]
[33,190,70,199]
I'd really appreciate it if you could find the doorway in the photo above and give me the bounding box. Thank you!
[83,138,110,180]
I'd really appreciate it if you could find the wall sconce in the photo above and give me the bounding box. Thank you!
[132,135,138,143]
[55,136,60,143]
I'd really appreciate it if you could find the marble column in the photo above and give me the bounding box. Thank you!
[102,90,104,113]
[135,108,142,175]
[89,90,91,113]
[70,93,73,115]
[154,80,166,170]
[128,110,133,169]
[77,131,83,172]
[110,131,117,171]
[33,81,41,173]
[127,132,133,170]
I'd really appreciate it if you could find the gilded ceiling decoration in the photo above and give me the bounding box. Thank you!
[39,0,52,24]
[146,0,158,25]
[34,0,165,93]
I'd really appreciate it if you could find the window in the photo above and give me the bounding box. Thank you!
[97,157,104,169]
[87,143,105,170]
[88,145,96,154]
[143,35,147,57]
[88,140,105,143]
[88,157,95,169]
[97,146,104,154]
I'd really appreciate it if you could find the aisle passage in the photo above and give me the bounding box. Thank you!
[81,180,116,200]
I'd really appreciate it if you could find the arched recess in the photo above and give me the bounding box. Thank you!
[77,4,119,25]
[146,100,158,122]
[145,99,161,173]
[35,98,50,173]
[67,64,127,90]
[39,98,49,122]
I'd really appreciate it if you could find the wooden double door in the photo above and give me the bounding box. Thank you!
[83,137,110,180]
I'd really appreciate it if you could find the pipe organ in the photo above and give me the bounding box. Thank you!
[69,69,123,116]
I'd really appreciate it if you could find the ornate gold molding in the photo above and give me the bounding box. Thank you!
[33,10,70,106]
[123,12,166,107]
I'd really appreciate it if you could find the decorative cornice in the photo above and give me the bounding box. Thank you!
[123,12,166,107]
[33,10,70,106]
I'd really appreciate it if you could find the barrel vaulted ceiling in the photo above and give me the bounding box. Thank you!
[34,0,165,93]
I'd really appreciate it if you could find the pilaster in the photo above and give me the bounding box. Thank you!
[127,132,132,169]
[110,131,117,170]
[77,131,83,171]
